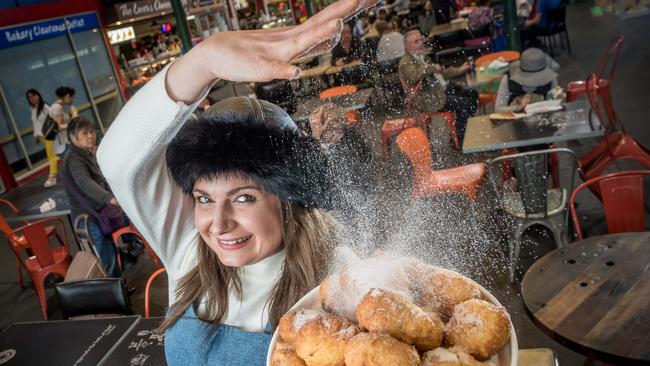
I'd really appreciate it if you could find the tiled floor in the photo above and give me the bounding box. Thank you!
[1,2,649,365]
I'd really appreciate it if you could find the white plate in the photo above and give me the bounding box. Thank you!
[266,266,518,366]
[524,100,563,115]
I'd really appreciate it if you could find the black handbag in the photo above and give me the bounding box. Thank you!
[42,115,59,140]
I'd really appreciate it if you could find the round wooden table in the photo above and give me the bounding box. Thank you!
[522,232,650,365]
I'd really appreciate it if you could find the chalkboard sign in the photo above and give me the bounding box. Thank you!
[0,316,139,366]
[99,317,167,366]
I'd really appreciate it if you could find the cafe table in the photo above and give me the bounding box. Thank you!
[292,87,375,124]
[0,180,80,250]
[100,317,167,366]
[428,18,468,37]
[325,59,363,76]
[522,232,650,365]
[462,99,604,154]
[0,316,140,366]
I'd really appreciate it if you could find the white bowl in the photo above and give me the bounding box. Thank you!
[266,266,518,365]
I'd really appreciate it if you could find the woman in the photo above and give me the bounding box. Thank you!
[26,89,57,188]
[49,86,76,156]
[97,0,374,364]
[494,47,561,113]
[62,116,122,278]
[331,23,363,66]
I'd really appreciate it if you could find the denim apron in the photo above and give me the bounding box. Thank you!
[165,304,273,365]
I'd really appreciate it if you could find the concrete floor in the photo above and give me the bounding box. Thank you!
[1,2,649,365]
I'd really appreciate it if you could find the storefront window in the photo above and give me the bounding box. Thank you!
[0,12,124,175]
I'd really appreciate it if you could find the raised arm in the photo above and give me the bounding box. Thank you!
[97,0,376,275]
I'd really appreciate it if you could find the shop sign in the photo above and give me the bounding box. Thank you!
[107,26,136,44]
[0,13,99,50]
[115,0,189,20]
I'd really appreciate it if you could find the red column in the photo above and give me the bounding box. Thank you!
[0,146,17,191]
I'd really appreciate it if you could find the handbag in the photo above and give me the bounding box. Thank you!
[61,169,126,236]
[42,115,59,140]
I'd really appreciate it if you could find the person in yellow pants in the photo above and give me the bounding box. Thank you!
[27,89,58,187]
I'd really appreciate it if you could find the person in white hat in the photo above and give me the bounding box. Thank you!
[494,48,561,113]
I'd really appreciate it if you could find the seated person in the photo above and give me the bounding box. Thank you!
[62,117,124,278]
[308,103,375,212]
[468,0,494,31]
[331,23,363,66]
[495,48,561,113]
[400,30,478,143]
[418,0,438,36]
[520,0,562,47]
[376,20,405,62]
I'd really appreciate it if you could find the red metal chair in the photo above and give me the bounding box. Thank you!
[112,224,162,272]
[319,85,357,99]
[396,127,486,201]
[580,74,650,184]
[145,267,167,318]
[566,35,623,130]
[478,93,497,113]
[7,218,71,319]
[1,198,66,288]
[380,79,457,163]
[401,79,460,148]
[570,170,649,241]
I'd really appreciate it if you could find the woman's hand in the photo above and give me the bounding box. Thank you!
[166,0,378,103]
[335,58,345,66]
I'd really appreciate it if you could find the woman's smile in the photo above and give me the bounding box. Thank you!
[216,234,253,250]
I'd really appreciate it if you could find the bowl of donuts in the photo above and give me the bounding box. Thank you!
[267,253,517,366]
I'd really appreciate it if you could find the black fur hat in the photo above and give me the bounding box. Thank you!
[166,97,332,209]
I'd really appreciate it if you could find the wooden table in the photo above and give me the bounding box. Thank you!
[325,59,363,75]
[428,18,468,37]
[0,316,140,366]
[522,232,650,365]
[462,100,604,154]
[298,64,331,78]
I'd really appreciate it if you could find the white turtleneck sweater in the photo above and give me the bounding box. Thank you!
[97,66,286,332]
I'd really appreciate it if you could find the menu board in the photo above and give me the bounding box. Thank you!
[99,317,167,366]
[0,316,139,366]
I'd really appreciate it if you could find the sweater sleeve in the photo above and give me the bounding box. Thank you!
[97,65,207,279]
[68,157,114,206]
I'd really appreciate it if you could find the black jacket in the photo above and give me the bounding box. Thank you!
[61,144,114,219]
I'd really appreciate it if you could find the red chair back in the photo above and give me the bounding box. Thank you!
[595,35,624,82]
[112,224,163,270]
[396,127,433,186]
[319,85,357,99]
[0,198,18,237]
[22,221,56,268]
[145,267,167,318]
[570,170,649,240]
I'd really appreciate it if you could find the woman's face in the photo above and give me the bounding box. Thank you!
[27,93,40,107]
[62,94,74,105]
[193,176,284,267]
